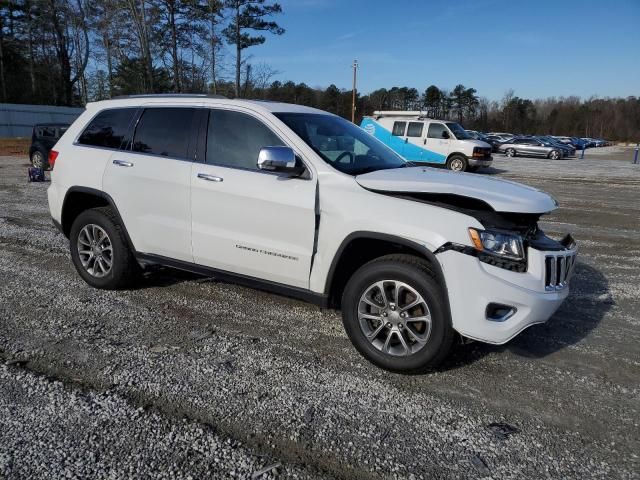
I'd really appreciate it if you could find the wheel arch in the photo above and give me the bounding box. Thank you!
[446,151,468,161]
[61,187,136,252]
[324,232,450,314]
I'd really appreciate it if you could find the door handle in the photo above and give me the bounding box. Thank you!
[197,173,223,182]
[113,160,133,167]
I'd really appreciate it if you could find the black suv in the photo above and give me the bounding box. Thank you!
[29,123,69,169]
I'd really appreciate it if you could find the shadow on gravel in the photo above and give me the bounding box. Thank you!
[441,262,613,369]
[135,267,203,289]
[478,166,508,175]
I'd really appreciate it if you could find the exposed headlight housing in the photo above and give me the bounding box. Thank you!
[468,228,524,260]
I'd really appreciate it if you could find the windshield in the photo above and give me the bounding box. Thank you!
[445,122,471,140]
[274,113,407,175]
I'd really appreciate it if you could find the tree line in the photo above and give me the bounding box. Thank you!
[0,0,637,141]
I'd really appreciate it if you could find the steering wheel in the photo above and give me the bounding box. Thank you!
[335,151,355,164]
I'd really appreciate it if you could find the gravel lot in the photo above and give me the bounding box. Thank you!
[1,153,639,479]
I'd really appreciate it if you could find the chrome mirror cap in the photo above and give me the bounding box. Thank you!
[257,146,296,171]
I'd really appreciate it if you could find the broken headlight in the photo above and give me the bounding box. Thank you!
[468,228,524,261]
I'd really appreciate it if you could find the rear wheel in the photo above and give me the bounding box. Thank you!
[505,148,516,157]
[548,150,561,160]
[70,207,140,289]
[341,254,454,373]
[30,149,47,169]
[446,154,468,172]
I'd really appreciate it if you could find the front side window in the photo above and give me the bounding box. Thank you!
[406,122,424,137]
[206,109,285,170]
[391,121,406,136]
[274,113,407,176]
[427,123,448,139]
[78,108,137,149]
[132,108,197,159]
[445,122,471,139]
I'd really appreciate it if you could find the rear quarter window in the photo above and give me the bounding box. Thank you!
[77,108,137,149]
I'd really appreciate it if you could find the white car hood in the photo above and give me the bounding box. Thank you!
[356,167,558,214]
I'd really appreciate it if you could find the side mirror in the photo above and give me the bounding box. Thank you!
[257,146,305,176]
[441,131,450,139]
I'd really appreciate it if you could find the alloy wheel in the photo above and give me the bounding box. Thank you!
[506,149,515,157]
[358,280,432,357]
[77,224,113,278]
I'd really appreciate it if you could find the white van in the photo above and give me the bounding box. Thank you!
[361,111,493,172]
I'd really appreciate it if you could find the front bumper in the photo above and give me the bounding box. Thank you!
[468,156,493,167]
[437,245,577,344]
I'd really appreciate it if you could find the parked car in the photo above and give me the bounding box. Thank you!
[538,135,575,156]
[484,134,510,152]
[48,94,577,373]
[29,123,69,169]
[498,136,565,159]
[360,112,492,172]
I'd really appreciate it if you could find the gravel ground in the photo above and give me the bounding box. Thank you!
[0,154,639,479]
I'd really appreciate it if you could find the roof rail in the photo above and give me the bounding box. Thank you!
[111,93,227,100]
[372,110,431,120]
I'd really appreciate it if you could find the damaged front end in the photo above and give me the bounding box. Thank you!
[380,191,575,273]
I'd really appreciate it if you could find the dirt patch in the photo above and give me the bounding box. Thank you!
[0,138,30,156]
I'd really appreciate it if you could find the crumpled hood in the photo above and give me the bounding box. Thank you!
[356,167,558,214]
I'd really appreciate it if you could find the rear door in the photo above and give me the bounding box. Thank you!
[424,122,451,164]
[102,106,200,262]
[190,107,316,288]
[402,121,427,162]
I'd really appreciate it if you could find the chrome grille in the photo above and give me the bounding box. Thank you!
[545,252,577,291]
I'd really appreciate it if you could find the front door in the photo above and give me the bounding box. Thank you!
[424,122,451,164]
[190,108,316,289]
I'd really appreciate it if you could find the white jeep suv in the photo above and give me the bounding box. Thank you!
[47,95,577,373]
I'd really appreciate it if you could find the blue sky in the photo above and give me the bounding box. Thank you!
[243,0,640,100]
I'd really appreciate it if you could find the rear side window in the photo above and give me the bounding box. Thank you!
[427,123,447,139]
[391,121,406,136]
[132,108,197,159]
[78,108,137,149]
[406,122,424,137]
[206,109,284,170]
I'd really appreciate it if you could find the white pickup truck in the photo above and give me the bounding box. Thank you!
[47,95,577,373]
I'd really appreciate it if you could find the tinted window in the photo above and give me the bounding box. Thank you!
[40,127,57,138]
[132,108,196,158]
[406,122,424,137]
[206,110,284,170]
[392,121,406,136]
[427,123,448,139]
[78,108,137,149]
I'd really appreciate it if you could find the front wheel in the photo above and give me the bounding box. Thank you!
[505,148,516,157]
[446,154,468,172]
[548,150,561,160]
[69,207,140,289]
[341,254,454,373]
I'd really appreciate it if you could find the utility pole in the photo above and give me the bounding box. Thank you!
[351,59,358,123]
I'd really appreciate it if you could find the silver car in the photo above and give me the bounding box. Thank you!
[498,137,564,160]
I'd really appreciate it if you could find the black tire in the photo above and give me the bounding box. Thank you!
[30,149,47,169]
[548,150,560,160]
[505,148,516,157]
[341,254,454,373]
[69,207,140,289]
[446,154,468,172]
